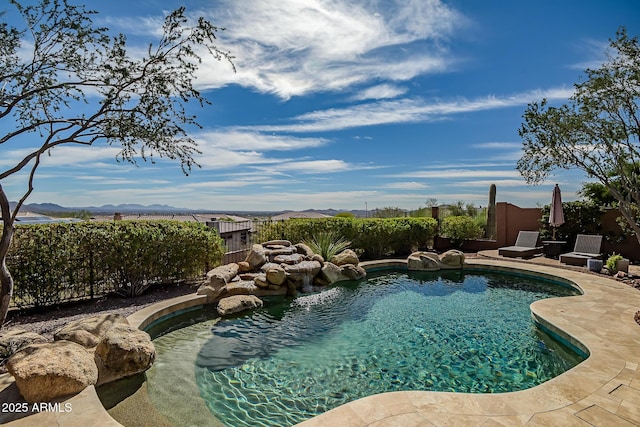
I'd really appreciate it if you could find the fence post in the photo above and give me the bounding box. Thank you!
[89,247,94,300]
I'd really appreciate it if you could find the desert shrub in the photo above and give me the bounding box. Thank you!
[7,221,225,307]
[606,253,624,273]
[440,216,483,249]
[258,217,437,260]
[303,231,351,260]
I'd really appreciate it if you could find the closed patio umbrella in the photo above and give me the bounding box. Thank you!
[549,184,565,240]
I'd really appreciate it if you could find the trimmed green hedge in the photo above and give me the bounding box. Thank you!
[258,217,438,259]
[7,221,224,308]
[439,216,484,248]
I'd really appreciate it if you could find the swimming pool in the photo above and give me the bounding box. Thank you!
[144,269,584,427]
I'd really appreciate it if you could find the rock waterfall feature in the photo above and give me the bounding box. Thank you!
[198,240,366,316]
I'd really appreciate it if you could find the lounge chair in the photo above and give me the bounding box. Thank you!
[559,234,603,266]
[498,231,543,258]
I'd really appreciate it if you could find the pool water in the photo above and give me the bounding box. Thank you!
[145,270,584,427]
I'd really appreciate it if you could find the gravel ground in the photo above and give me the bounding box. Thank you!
[2,280,204,341]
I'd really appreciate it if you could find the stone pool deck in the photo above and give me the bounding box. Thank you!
[1,256,640,426]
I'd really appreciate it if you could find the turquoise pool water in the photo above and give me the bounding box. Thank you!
[146,269,584,427]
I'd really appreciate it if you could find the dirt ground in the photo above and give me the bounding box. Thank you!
[2,280,203,340]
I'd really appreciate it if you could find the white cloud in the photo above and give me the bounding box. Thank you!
[267,159,353,174]
[472,142,521,149]
[382,181,429,190]
[249,87,574,133]
[352,84,408,101]
[389,169,522,179]
[196,131,328,151]
[187,0,465,98]
[195,148,283,169]
[0,144,124,170]
[448,179,528,187]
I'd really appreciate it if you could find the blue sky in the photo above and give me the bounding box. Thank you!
[2,0,640,212]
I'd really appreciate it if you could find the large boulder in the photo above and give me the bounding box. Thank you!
[7,341,98,403]
[198,264,242,299]
[264,246,297,259]
[237,261,252,273]
[206,263,239,288]
[225,280,259,296]
[94,324,155,385]
[330,249,359,266]
[317,262,366,285]
[440,250,465,269]
[265,266,287,286]
[260,262,281,272]
[407,251,441,271]
[285,260,322,291]
[196,283,225,299]
[253,273,270,288]
[262,240,291,247]
[53,313,129,348]
[285,260,322,279]
[318,262,344,285]
[295,243,315,257]
[245,244,268,270]
[217,295,263,316]
[340,264,367,280]
[274,253,306,264]
[0,329,47,359]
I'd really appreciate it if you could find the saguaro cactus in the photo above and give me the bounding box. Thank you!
[485,184,497,239]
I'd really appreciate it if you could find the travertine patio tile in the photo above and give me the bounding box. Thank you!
[574,405,636,427]
[469,393,520,416]
[372,391,421,415]
[526,408,591,426]
[616,399,640,425]
[572,389,622,414]
[297,403,367,427]
[344,395,396,423]
[404,391,485,415]
[611,385,640,406]
[611,385,640,424]
[480,415,530,427]
[415,412,489,427]
[368,412,436,427]
[617,366,640,381]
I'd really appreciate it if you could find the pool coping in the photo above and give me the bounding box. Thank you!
[2,258,640,426]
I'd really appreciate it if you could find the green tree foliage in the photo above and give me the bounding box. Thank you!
[372,206,407,218]
[517,28,640,245]
[7,221,224,307]
[578,182,618,207]
[334,212,355,218]
[539,201,607,244]
[0,0,233,325]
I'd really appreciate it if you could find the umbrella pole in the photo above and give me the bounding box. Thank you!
[552,227,557,240]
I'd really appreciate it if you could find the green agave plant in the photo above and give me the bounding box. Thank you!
[304,231,351,261]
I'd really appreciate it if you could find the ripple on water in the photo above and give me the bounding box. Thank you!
[147,270,583,427]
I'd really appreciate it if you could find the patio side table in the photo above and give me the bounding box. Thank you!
[542,240,566,259]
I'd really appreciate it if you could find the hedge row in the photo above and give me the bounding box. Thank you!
[6,221,225,308]
[258,217,438,259]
